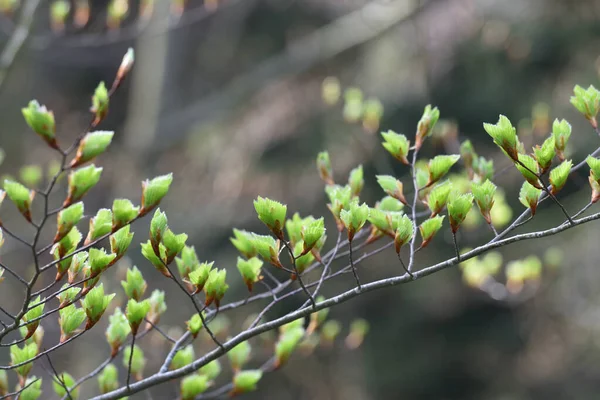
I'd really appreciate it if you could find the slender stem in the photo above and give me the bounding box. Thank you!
[398,253,413,279]
[407,146,421,272]
[452,231,460,262]
[348,239,361,289]
[281,239,316,309]
[45,352,73,400]
[126,334,136,390]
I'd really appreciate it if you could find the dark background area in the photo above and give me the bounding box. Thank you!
[1,0,600,399]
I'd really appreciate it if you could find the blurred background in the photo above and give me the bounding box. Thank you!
[1,0,600,399]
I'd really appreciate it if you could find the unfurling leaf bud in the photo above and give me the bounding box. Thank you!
[18,376,42,400]
[116,47,135,85]
[587,156,600,203]
[362,97,384,133]
[112,199,139,230]
[4,180,35,222]
[140,174,173,215]
[88,248,116,278]
[10,342,38,383]
[22,100,57,149]
[176,245,200,281]
[150,208,168,254]
[394,214,414,253]
[427,155,460,186]
[447,193,474,233]
[188,261,214,293]
[21,296,44,340]
[325,184,353,230]
[71,130,114,167]
[65,165,103,207]
[253,196,287,239]
[419,215,445,248]
[55,202,84,243]
[146,289,167,326]
[204,269,229,308]
[110,225,134,261]
[570,84,600,128]
[519,181,542,215]
[52,228,83,282]
[141,240,171,277]
[161,229,187,264]
[123,345,145,381]
[532,136,555,173]
[200,359,222,380]
[316,151,334,185]
[293,241,315,277]
[230,229,257,259]
[106,308,131,357]
[376,175,407,205]
[339,202,369,241]
[549,160,572,194]
[321,320,342,345]
[345,319,370,349]
[232,370,263,395]
[483,115,518,160]
[343,87,363,123]
[515,154,541,188]
[56,285,81,308]
[20,165,42,188]
[250,234,282,268]
[59,304,86,342]
[181,375,209,400]
[98,364,119,394]
[121,266,147,301]
[348,165,364,197]
[471,180,496,224]
[415,105,440,150]
[126,299,150,334]
[52,372,78,399]
[228,341,251,372]
[237,257,263,292]
[275,327,304,368]
[426,181,452,217]
[0,370,7,396]
[186,313,204,338]
[170,345,195,370]
[86,208,112,244]
[81,283,114,329]
[460,140,477,176]
[381,130,410,164]
[301,217,325,254]
[552,118,572,161]
[90,82,109,126]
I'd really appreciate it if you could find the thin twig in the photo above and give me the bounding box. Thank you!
[44,352,73,400]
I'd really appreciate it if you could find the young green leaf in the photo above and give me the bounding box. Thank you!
[253,196,287,238]
[376,175,407,205]
[339,202,369,241]
[415,104,440,150]
[471,180,497,224]
[186,313,204,338]
[394,214,414,253]
[4,180,35,222]
[58,304,86,342]
[161,229,187,264]
[56,284,81,308]
[175,245,200,281]
[301,217,325,254]
[230,229,257,259]
[204,269,229,308]
[419,215,445,248]
[141,240,171,278]
[21,296,44,340]
[515,154,541,188]
[122,345,145,381]
[65,164,103,206]
[188,261,214,293]
[85,208,112,244]
[51,372,78,399]
[426,181,452,217]
[81,283,115,329]
[71,130,114,167]
[518,181,542,215]
[237,257,263,292]
[106,308,131,357]
[200,359,221,380]
[348,165,364,197]
[110,225,134,260]
[98,364,119,394]
[250,233,282,268]
[532,136,555,172]
[275,327,304,368]
[447,193,474,233]
[91,82,109,125]
[427,155,460,185]
[316,151,334,185]
[570,84,600,128]
[149,208,168,254]
[228,341,251,372]
[170,345,195,370]
[55,202,84,243]
[88,247,116,278]
[126,299,150,334]
[140,174,173,215]
[549,160,572,194]
[483,115,518,160]
[22,100,57,148]
[18,376,42,400]
[121,266,147,301]
[551,118,572,161]
[232,370,263,395]
[112,199,139,230]
[381,130,410,164]
[181,375,209,400]
[147,289,167,325]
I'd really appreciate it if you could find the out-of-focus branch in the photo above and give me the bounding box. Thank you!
[0,0,41,92]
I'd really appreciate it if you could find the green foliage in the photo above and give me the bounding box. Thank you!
[86,208,113,243]
[419,215,444,248]
[519,181,542,215]
[549,160,572,194]
[230,229,258,259]
[515,153,541,188]
[483,115,518,160]
[4,179,34,221]
[66,164,103,205]
[228,340,251,371]
[447,193,474,233]
[56,202,84,242]
[188,261,214,293]
[58,304,85,342]
[19,377,42,400]
[339,201,370,241]
[112,199,139,230]
[233,370,263,394]
[22,100,57,148]
[381,130,410,164]
[427,181,452,217]
[10,342,38,379]
[237,257,263,292]
[427,155,460,185]
[51,372,78,399]
[98,364,119,394]
[532,136,555,172]
[141,174,173,214]
[123,345,145,379]
[275,327,305,367]
[72,130,114,167]
[106,308,131,356]
[204,268,229,307]
[552,118,572,160]
[471,180,496,224]
[415,104,440,149]
[254,196,287,238]
[91,82,109,124]
[171,345,195,370]
[570,84,600,127]
[81,284,114,328]
[181,375,209,400]
[126,299,150,334]
[376,175,407,204]
[316,151,334,185]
